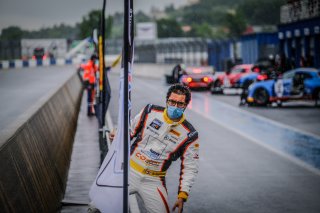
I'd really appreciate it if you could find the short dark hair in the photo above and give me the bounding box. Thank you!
[90,54,98,61]
[166,83,191,105]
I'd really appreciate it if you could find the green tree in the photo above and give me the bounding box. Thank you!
[109,12,123,39]
[18,23,79,39]
[156,18,183,38]
[164,4,175,13]
[79,10,100,38]
[105,16,113,37]
[187,23,214,38]
[237,0,286,25]
[0,26,24,40]
[223,10,247,38]
[181,0,239,26]
[135,11,151,23]
[78,10,113,39]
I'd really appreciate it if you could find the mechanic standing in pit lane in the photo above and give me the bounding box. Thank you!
[110,84,199,213]
[83,54,98,116]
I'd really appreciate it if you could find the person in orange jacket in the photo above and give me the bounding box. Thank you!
[83,54,98,116]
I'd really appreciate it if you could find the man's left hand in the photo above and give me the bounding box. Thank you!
[172,198,184,213]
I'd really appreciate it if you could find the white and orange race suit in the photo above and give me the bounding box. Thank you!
[129,104,199,213]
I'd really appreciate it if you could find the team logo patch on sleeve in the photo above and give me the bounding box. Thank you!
[150,118,163,130]
[187,131,197,138]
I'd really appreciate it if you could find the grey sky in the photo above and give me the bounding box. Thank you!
[0,0,188,32]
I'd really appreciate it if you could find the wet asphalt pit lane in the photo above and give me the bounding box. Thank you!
[189,92,320,170]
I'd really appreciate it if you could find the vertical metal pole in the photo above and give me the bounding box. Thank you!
[100,0,106,127]
[123,0,129,211]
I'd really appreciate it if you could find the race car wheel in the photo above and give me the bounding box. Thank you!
[253,88,269,106]
[211,80,223,94]
[277,101,283,107]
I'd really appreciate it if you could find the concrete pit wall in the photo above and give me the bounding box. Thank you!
[0,73,82,212]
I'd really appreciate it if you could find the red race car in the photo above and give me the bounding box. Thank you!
[211,64,254,93]
[180,66,215,90]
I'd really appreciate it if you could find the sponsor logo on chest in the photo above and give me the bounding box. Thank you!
[164,135,178,144]
[149,118,163,130]
[135,152,161,166]
[142,149,161,160]
[146,126,160,135]
[145,159,160,166]
[136,152,147,161]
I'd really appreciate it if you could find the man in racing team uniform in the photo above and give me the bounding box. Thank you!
[129,84,199,213]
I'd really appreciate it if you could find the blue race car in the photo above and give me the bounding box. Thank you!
[246,68,320,106]
[235,72,260,89]
[236,66,277,89]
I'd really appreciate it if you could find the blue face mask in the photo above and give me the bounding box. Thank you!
[167,106,184,119]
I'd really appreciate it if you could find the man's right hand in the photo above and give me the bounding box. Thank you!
[108,128,116,142]
[172,198,184,213]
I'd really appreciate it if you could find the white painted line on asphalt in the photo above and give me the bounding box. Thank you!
[191,107,320,177]
[215,99,320,140]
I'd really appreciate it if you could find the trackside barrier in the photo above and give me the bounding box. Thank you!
[0,58,79,69]
[0,72,83,212]
[0,55,120,70]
